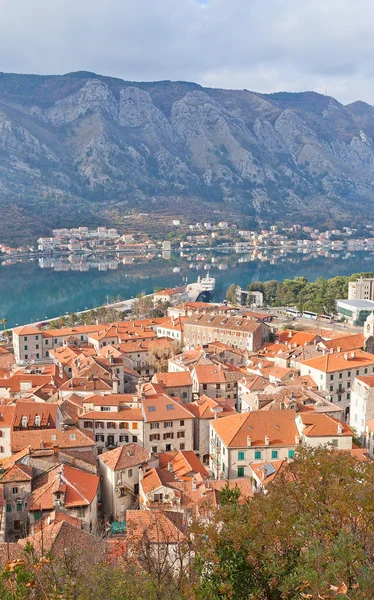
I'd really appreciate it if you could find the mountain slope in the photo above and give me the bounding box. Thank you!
[0,71,373,243]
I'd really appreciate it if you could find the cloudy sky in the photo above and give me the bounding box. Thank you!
[1,0,374,104]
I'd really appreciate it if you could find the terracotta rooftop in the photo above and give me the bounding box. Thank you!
[211,409,299,448]
[99,443,150,470]
[152,371,192,388]
[299,413,352,437]
[11,427,95,453]
[185,313,263,333]
[319,333,365,353]
[142,394,194,423]
[28,463,99,511]
[1,463,32,483]
[126,509,185,544]
[300,350,374,373]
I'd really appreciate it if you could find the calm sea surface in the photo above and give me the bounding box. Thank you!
[1,250,373,327]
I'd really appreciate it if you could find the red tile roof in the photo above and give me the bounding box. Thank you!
[211,410,299,448]
[99,443,150,470]
[11,427,95,453]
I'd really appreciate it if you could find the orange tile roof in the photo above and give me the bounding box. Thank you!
[319,333,365,352]
[355,375,374,388]
[184,397,236,420]
[80,407,143,421]
[13,325,41,335]
[152,371,192,388]
[1,463,32,483]
[208,478,254,501]
[126,509,185,544]
[140,467,177,495]
[28,463,99,511]
[300,350,374,373]
[99,443,149,470]
[59,376,112,392]
[12,401,59,429]
[366,417,374,432]
[18,520,106,558]
[300,413,352,437]
[0,405,15,428]
[142,394,194,422]
[83,393,140,406]
[193,364,227,384]
[158,450,210,479]
[211,409,299,448]
[185,313,262,333]
[11,427,95,453]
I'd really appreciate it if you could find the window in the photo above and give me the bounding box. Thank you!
[216,384,221,390]
[163,432,174,440]
[166,404,174,411]
[21,416,27,428]
[84,421,92,429]
[150,434,160,441]
[339,372,342,379]
[338,395,342,402]
[329,385,333,392]
[128,469,133,478]
[34,415,41,427]
[150,423,159,430]
[203,384,207,391]
[36,344,39,349]
[271,450,278,459]
[164,421,173,428]
[6,504,11,513]
[132,435,138,443]
[254,451,261,460]
[238,467,245,477]
[24,355,28,360]
[177,431,185,438]
[330,374,334,381]
[14,520,20,531]
[96,422,104,429]
[347,393,351,400]
[95,434,104,442]
[152,446,158,453]
[180,420,184,427]
[347,381,351,388]
[331,439,338,447]
[238,451,245,460]
[36,353,39,359]
[356,370,359,375]
[348,371,351,377]
[23,336,27,341]
[132,423,137,430]
[119,435,129,443]
[288,450,295,459]
[107,422,116,429]
[166,444,172,451]
[100,407,110,412]
[34,510,41,521]
[180,443,185,450]
[148,406,156,412]
[16,502,22,512]
[24,345,28,351]
[365,368,368,374]
[12,487,18,495]
[182,392,188,398]
[45,340,48,345]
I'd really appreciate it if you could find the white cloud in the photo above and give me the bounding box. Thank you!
[1,0,374,104]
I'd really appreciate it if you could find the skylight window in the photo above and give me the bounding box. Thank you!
[166,404,174,410]
[148,406,156,412]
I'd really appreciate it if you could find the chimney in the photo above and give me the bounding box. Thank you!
[330,348,334,354]
[265,435,270,446]
[343,353,349,361]
[288,331,293,339]
[168,462,174,473]
[295,435,300,445]
[337,347,341,353]
[351,352,356,359]
[337,423,343,435]
[247,436,252,447]
[112,379,119,394]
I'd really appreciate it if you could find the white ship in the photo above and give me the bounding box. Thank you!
[199,272,216,293]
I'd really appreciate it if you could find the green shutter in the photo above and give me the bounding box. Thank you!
[271,450,278,459]
[254,451,261,460]
[34,510,41,521]
[288,450,295,459]
[237,467,245,477]
[238,451,245,461]
[6,504,11,513]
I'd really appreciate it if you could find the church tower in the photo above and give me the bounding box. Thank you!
[364,312,374,354]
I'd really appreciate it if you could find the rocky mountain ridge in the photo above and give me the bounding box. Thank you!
[0,71,373,242]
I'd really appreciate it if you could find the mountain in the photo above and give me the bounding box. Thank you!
[0,71,373,243]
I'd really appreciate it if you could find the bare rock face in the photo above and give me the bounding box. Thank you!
[45,80,118,126]
[1,71,374,240]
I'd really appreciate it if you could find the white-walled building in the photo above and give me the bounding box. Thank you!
[350,375,374,442]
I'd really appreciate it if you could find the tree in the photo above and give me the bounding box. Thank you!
[225,284,238,305]
[194,447,374,600]
[0,318,7,330]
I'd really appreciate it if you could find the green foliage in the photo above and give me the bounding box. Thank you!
[232,272,374,314]
[225,284,238,305]
[194,447,374,600]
